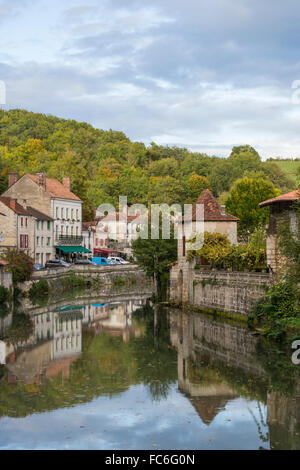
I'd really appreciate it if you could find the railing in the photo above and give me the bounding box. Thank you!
[56,235,83,246]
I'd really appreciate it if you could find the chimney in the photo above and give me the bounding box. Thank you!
[220,205,226,215]
[36,172,46,190]
[10,199,16,211]
[8,172,18,187]
[63,177,70,192]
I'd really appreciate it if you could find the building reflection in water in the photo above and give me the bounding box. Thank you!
[169,309,300,450]
[0,295,149,386]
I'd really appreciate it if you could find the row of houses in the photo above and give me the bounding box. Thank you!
[0,171,144,264]
[0,172,86,264]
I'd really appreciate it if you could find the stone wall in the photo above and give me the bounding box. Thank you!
[170,264,272,317]
[20,264,150,294]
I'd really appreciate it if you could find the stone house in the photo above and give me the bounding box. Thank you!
[259,189,300,272]
[2,172,87,260]
[27,206,54,264]
[170,189,239,303]
[0,196,54,264]
[0,196,34,258]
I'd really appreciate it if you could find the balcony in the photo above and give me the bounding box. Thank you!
[56,235,83,246]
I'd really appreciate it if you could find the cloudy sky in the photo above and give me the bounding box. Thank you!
[1,0,300,158]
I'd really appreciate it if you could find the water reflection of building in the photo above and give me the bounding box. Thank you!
[82,298,145,342]
[170,309,300,448]
[4,307,83,385]
[1,295,148,385]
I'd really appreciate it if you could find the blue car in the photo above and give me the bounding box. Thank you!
[92,257,109,266]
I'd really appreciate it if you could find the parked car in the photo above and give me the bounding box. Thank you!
[74,259,97,266]
[107,256,130,265]
[59,260,72,267]
[45,259,71,269]
[92,257,109,266]
[107,259,118,265]
[33,263,46,271]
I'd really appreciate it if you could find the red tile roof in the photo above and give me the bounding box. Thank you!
[182,189,239,222]
[27,174,81,201]
[0,196,30,215]
[0,197,52,220]
[259,189,300,207]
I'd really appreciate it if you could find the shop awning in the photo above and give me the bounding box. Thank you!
[55,246,91,254]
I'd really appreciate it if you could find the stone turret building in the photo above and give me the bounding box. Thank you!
[259,189,300,272]
[170,189,239,304]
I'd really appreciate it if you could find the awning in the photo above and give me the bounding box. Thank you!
[55,246,91,254]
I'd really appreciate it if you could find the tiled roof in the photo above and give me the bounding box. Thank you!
[259,189,300,207]
[0,197,29,215]
[26,206,53,221]
[0,197,52,220]
[96,212,139,222]
[182,189,239,222]
[82,221,96,232]
[27,174,81,201]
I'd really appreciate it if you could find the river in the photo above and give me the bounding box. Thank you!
[0,285,299,450]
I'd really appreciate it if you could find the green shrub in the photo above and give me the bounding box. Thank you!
[113,277,126,286]
[29,279,49,298]
[253,282,300,341]
[61,273,85,289]
[187,231,266,271]
[0,285,10,303]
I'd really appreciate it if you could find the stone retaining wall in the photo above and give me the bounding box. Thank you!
[20,264,150,294]
[170,264,272,317]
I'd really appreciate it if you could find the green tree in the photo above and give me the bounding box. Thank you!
[185,174,211,202]
[3,249,34,283]
[132,218,177,299]
[225,177,280,239]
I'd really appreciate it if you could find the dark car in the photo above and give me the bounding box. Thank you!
[45,259,71,269]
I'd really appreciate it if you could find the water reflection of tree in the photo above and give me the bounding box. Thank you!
[130,304,177,401]
[4,313,33,355]
[248,402,269,445]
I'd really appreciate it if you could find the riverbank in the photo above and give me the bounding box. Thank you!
[19,264,151,295]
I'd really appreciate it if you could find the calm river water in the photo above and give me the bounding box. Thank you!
[0,286,299,450]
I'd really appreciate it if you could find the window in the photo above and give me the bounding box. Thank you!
[41,221,44,230]
[71,209,74,220]
[47,221,51,230]
[41,237,44,247]
[61,226,64,235]
[76,226,78,236]
[36,237,39,246]
[71,226,73,236]
[55,226,58,240]
[47,237,51,246]
[56,207,58,219]
[36,220,40,230]
[25,218,27,227]
[76,209,79,220]
[66,226,69,236]
[61,208,64,219]
[182,236,186,257]
[20,217,23,227]
[66,208,69,219]
[20,234,28,248]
